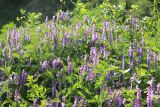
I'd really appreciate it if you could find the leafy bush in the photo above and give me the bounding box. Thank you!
[0,0,160,106]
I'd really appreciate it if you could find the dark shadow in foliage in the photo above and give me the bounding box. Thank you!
[0,0,77,29]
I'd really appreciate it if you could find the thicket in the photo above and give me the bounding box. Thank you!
[0,0,160,106]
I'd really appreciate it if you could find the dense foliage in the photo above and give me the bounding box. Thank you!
[0,0,160,106]
[0,0,160,28]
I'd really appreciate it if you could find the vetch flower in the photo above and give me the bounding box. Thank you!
[20,69,27,85]
[128,42,133,67]
[34,71,39,79]
[88,71,95,81]
[73,96,79,107]
[61,96,66,107]
[62,32,69,48]
[52,57,61,69]
[17,41,22,52]
[51,31,55,41]
[114,92,123,107]
[80,65,87,76]
[14,89,20,102]
[67,56,73,74]
[13,74,20,85]
[41,60,49,73]
[107,99,112,107]
[9,48,14,63]
[153,52,157,64]
[137,47,143,58]
[33,98,40,107]
[104,22,109,29]
[91,32,98,45]
[133,87,141,107]
[52,102,58,107]
[147,78,154,107]
[90,47,99,66]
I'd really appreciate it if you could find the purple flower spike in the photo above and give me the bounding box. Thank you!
[80,65,86,76]
[147,78,154,107]
[74,96,79,107]
[121,51,125,70]
[104,22,109,29]
[17,42,22,52]
[9,48,14,63]
[107,99,112,107]
[14,89,20,102]
[21,69,27,85]
[33,98,40,106]
[109,31,113,44]
[128,42,133,67]
[114,92,123,107]
[52,57,61,69]
[52,102,58,107]
[41,60,48,73]
[13,74,20,85]
[92,32,98,45]
[62,32,68,48]
[90,47,99,66]
[61,96,66,107]
[153,52,157,64]
[51,31,55,41]
[88,71,95,81]
[137,47,143,58]
[67,56,73,74]
[133,87,141,107]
